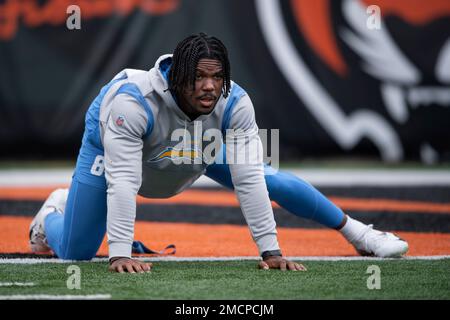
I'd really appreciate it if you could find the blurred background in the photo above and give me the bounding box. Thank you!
[0,0,449,165]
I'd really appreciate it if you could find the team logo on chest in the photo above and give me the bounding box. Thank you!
[147,121,223,165]
[148,145,203,164]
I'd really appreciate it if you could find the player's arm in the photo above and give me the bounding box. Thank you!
[103,94,152,273]
[227,94,305,271]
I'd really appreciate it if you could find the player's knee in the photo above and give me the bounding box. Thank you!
[60,249,97,261]
[59,239,100,261]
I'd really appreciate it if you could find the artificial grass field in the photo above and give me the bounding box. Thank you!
[0,259,449,299]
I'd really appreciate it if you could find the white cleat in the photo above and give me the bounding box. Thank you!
[29,188,68,253]
[350,225,409,258]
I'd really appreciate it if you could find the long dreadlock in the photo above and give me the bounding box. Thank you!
[168,33,231,98]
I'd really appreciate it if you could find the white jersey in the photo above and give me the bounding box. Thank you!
[96,54,279,258]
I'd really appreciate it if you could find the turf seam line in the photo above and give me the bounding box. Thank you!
[0,255,449,264]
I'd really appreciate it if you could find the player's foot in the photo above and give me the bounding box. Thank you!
[29,188,68,253]
[350,224,409,258]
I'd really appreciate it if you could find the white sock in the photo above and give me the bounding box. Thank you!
[339,216,368,243]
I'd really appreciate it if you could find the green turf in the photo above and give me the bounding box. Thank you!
[0,259,449,299]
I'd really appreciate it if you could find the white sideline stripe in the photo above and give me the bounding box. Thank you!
[0,255,449,264]
[0,282,35,287]
[1,169,450,186]
[0,294,111,300]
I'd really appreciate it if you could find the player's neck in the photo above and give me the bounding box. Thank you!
[177,94,201,121]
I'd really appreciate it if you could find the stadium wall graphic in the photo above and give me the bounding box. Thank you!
[0,0,449,162]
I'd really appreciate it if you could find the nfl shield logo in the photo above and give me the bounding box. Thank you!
[116,115,125,126]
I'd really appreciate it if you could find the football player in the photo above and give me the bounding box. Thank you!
[29,33,408,273]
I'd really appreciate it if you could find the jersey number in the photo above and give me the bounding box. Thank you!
[90,155,105,176]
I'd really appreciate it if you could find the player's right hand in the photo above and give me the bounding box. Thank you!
[109,257,152,273]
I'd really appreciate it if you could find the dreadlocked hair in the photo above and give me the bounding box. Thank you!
[168,32,231,98]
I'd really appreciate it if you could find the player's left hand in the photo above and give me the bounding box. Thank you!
[258,256,306,271]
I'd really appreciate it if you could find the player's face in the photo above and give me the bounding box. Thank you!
[180,59,224,120]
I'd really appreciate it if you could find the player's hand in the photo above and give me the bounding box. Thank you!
[258,255,306,271]
[109,257,152,273]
